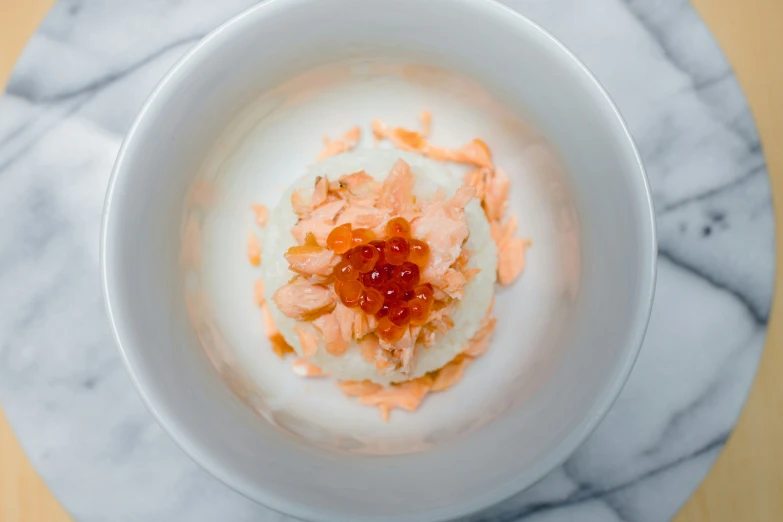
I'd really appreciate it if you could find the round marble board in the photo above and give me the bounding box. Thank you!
[0,0,774,521]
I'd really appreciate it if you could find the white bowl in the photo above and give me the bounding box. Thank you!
[101,0,656,520]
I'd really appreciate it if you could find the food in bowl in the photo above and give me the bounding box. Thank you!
[251,114,529,420]
[103,0,656,518]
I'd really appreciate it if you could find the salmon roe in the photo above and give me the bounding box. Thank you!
[351,227,376,246]
[359,288,384,315]
[368,240,386,265]
[326,221,434,330]
[408,298,430,325]
[392,262,420,290]
[413,283,434,305]
[334,258,359,281]
[377,317,405,342]
[349,245,380,272]
[362,267,386,288]
[376,302,390,318]
[388,301,411,326]
[408,239,430,267]
[384,237,410,266]
[382,281,404,303]
[386,217,411,238]
[337,279,363,307]
[326,223,353,254]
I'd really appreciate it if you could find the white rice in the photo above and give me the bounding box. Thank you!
[262,150,497,385]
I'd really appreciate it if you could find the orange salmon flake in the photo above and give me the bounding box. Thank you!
[254,278,266,307]
[317,126,361,161]
[292,358,327,377]
[247,232,261,266]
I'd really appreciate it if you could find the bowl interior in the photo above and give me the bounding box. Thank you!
[189,61,579,454]
[103,0,655,520]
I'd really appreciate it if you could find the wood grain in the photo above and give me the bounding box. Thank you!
[0,0,780,520]
[0,411,70,522]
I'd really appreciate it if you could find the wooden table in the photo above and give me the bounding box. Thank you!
[0,0,780,520]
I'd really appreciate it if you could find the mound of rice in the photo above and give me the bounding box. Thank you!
[262,150,496,384]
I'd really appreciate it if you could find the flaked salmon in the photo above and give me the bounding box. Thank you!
[357,375,433,420]
[339,380,383,396]
[373,118,492,168]
[359,335,380,362]
[312,310,350,356]
[294,326,319,359]
[431,355,471,392]
[292,358,327,377]
[412,185,475,286]
[377,158,415,215]
[254,278,266,307]
[272,277,336,320]
[317,126,361,161]
[462,311,497,358]
[247,232,261,266]
[270,333,296,359]
[285,246,339,277]
[497,236,529,286]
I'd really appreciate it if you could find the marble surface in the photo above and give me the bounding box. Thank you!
[0,0,774,521]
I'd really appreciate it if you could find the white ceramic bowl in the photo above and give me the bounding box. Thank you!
[102,0,656,520]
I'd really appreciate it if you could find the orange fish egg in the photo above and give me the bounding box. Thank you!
[377,317,405,342]
[408,239,430,267]
[326,223,353,254]
[334,257,359,281]
[384,236,410,265]
[351,227,377,246]
[337,279,364,307]
[368,240,386,265]
[388,301,411,326]
[349,245,380,273]
[392,262,420,290]
[408,298,430,325]
[381,281,404,304]
[380,263,394,280]
[359,287,384,315]
[413,283,434,305]
[362,266,387,289]
[376,303,390,318]
[386,217,411,238]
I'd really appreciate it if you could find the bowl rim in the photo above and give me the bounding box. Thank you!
[101,0,657,520]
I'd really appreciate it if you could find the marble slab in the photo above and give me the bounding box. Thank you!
[0,0,774,521]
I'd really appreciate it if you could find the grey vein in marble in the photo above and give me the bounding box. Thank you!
[0,0,774,521]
